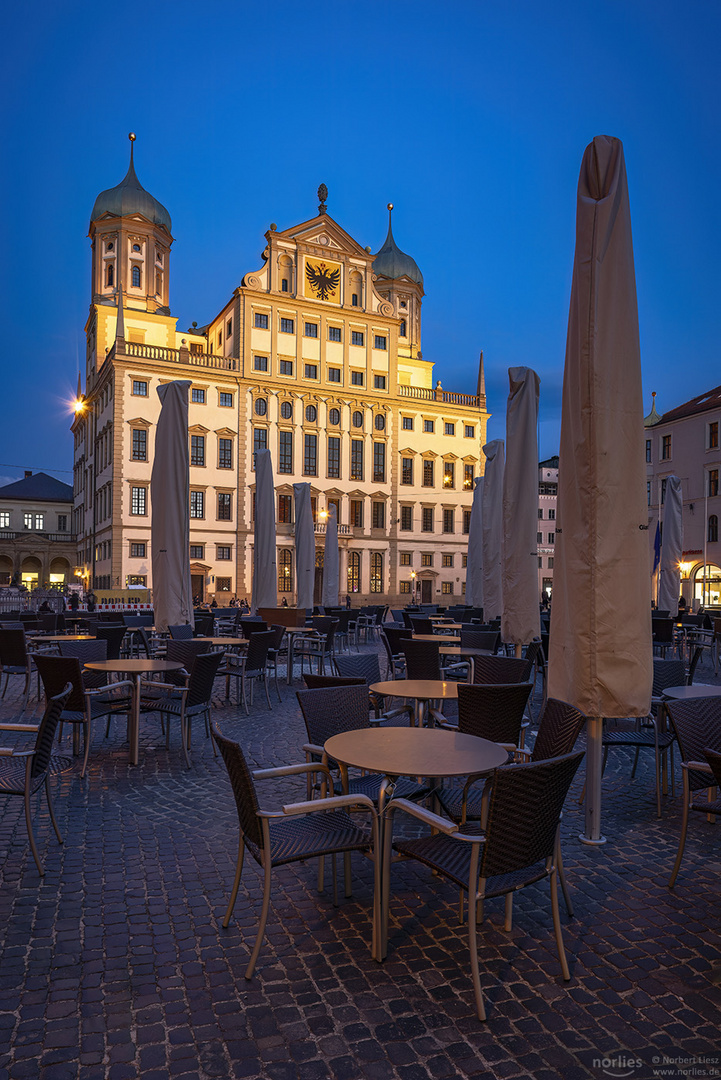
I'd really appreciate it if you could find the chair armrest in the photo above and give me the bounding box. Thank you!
[438,722,459,731]
[86,680,135,695]
[682,761,713,773]
[387,797,460,835]
[137,679,186,693]
[253,762,333,781]
[0,723,40,732]
[302,742,326,758]
[0,747,33,758]
[282,793,376,816]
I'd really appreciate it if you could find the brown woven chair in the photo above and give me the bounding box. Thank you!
[139,650,223,767]
[383,751,584,1020]
[334,653,412,724]
[222,630,274,712]
[213,726,379,978]
[664,697,721,887]
[0,683,73,874]
[303,674,365,689]
[0,627,34,707]
[380,628,407,680]
[471,654,534,685]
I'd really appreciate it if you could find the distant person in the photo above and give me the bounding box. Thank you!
[69,591,79,612]
[678,595,687,614]
[345,594,351,609]
[86,591,97,612]
[38,600,52,613]
[210,597,218,608]
[281,597,288,607]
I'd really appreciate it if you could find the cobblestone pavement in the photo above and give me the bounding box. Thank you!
[1,643,720,1080]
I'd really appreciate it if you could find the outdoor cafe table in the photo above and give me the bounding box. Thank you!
[370,679,459,727]
[84,658,185,766]
[412,634,461,645]
[438,645,492,683]
[662,684,721,701]
[324,726,508,959]
[196,637,249,648]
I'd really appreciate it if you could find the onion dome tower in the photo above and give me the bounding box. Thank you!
[372,204,424,359]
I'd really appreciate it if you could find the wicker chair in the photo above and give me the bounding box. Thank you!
[460,629,501,653]
[223,630,274,712]
[408,616,434,636]
[380,628,408,680]
[471,654,534,685]
[401,639,442,680]
[266,624,287,703]
[334,654,413,724]
[168,624,194,641]
[383,751,584,1020]
[0,683,73,874]
[213,726,379,978]
[295,617,336,676]
[95,624,127,660]
[0,627,34,706]
[139,650,223,767]
[303,675,365,689]
[664,697,721,887]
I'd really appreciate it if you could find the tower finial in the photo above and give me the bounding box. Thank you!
[387,202,393,227]
[128,132,136,171]
[317,183,328,215]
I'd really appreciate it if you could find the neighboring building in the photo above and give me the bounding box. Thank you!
[537,456,558,601]
[0,471,75,589]
[644,388,721,608]
[72,139,489,605]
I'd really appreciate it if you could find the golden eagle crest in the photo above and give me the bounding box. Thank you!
[306,260,340,302]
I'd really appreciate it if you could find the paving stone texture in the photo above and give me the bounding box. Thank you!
[0,640,720,1080]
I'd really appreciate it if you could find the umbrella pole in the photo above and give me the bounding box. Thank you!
[580,716,607,845]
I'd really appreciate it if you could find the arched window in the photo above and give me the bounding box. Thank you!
[709,515,719,543]
[278,548,294,592]
[370,552,383,594]
[131,266,141,288]
[347,551,360,593]
[106,264,114,287]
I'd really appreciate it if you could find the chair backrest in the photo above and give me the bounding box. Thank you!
[652,658,686,696]
[687,646,703,685]
[213,728,264,851]
[408,616,433,636]
[401,611,415,629]
[33,653,86,714]
[479,752,585,879]
[31,682,73,779]
[166,638,212,678]
[186,650,223,708]
[58,638,108,688]
[296,683,371,744]
[334,653,382,686]
[703,746,721,787]
[391,610,404,623]
[472,654,533,685]
[652,617,675,644]
[459,629,501,652]
[456,683,533,745]
[194,615,215,637]
[19,610,37,623]
[665,697,721,792]
[95,624,127,660]
[303,674,365,689]
[245,629,275,671]
[268,624,287,651]
[169,624,194,640]
[37,613,58,634]
[240,618,268,638]
[530,698,587,762]
[382,626,409,656]
[0,627,28,668]
[401,639,441,681]
[311,616,335,644]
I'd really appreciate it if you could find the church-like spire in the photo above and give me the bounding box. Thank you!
[372,203,423,286]
[476,350,486,399]
[644,390,661,427]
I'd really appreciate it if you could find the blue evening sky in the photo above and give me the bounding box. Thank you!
[1,0,718,484]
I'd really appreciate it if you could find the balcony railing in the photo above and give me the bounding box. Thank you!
[114,341,238,371]
[0,530,76,542]
[397,385,482,408]
[314,522,351,536]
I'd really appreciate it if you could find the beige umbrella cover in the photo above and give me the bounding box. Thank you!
[658,476,683,617]
[321,505,339,608]
[294,482,315,611]
[252,449,277,612]
[151,380,193,633]
[482,439,504,621]
[548,136,652,720]
[465,477,484,608]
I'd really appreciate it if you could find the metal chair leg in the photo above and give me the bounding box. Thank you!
[24,786,44,875]
[222,836,245,928]
[550,869,571,981]
[245,855,273,979]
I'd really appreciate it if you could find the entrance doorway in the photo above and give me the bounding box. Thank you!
[421,579,432,604]
[191,574,204,602]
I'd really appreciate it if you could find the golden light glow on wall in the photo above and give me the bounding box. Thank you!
[303,257,341,303]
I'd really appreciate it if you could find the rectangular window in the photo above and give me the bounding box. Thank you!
[538,556,543,568]
[24,513,32,529]
[423,459,434,488]
[130,542,146,558]
[279,360,293,376]
[190,545,204,559]
[538,508,544,519]
[646,439,652,463]
[351,371,364,386]
[278,494,292,523]
[280,317,294,334]
[709,422,719,449]
[128,575,147,587]
[227,318,232,337]
[350,500,363,527]
[548,557,554,569]
[131,487,147,515]
[352,294,359,307]
[424,420,434,433]
[400,552,411,566]
[57,515,67,532]
[444,422,455,436]
[444,461,455,489]
[464,425,475,439]
[191,387,206,403]
[402,416,414,431]
[217,330,223,347]
[462,554,468,568]
[370,552,383,593]
[254,355,268,372]
[548,508,556,520]
[462,465,473,490]
[400,506,413,531]
[351,331,364,346]
[351,439,364,481]
[217,546,231,560]
[190,435,205,467]
[328,436,340,478]
[374,335,387,350]
[304,364,318,380]
[442,582,453,595]
[215,577,231,593]
[328,326,341,342]
[421,553,433,567]
[278,550,293,592]
[422,508,434,533]
[219,392,233,407]
[190,491,205,518]
[399,581,411,594]
[217,493,232,520]
[537,531,543,543]
[373,442,386,482]
[328,367,341,382]
[254,313,269,329]
[304,322,318,338]
[304,433,318,476]
[0,512,9,528]
[218,438,233,469]
[132,380,148,396]
[442,554,454,567]
[372,501,385,529]
[278,431,293,474]
[661,434,671,460]
[709,469,719,497]
[647,480,651,507]
[253,428,267,468]
[443,509,454,534]
[462,509,471,534]
[374,375,386,390]
[132,429,147,461]
[548,532,555,544]
[281,278,288,292]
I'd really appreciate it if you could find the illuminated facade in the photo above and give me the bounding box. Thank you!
[72,139,489,605]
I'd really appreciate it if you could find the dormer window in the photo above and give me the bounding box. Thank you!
[131,266,141,288]
[106,264,114,287]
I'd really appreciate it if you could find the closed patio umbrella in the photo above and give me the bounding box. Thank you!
[294,482,315,611]
[658,476,683,617]
[502,368,541,649]
[252,449,277,612]
[548,135,652,844]
[151,380,193,634]
[465,477,484,608]
[482,439,504,621]
[321,505,339,608]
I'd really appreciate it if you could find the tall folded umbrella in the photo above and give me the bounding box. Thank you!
[321,505,339,608]
[465,477,484,608]
[294,482,315,611]
[482,439,504,621]
[502,368,541,648]
[252,449,277,612]
[658,476,683,616]
[548,135,652,844]
[151,381,193,634]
